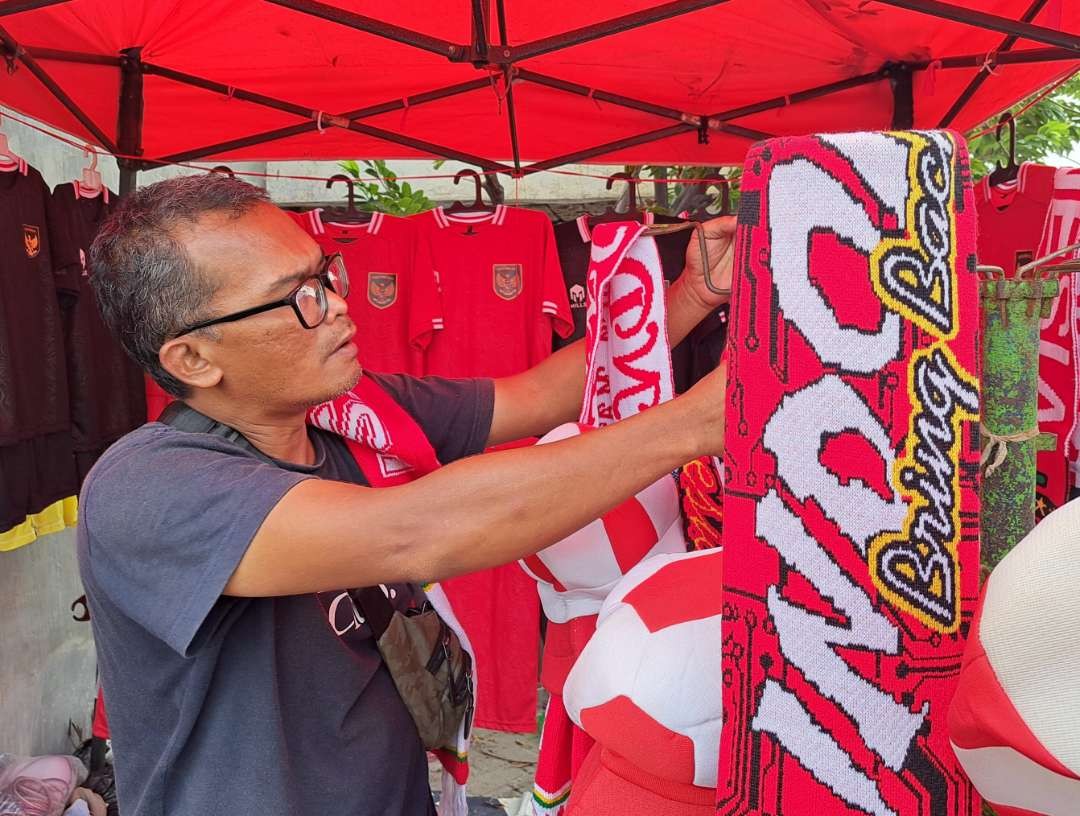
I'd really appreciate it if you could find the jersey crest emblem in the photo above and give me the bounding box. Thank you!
[493,263,523,300]
[367,272,397,309]
[23,224,40,258]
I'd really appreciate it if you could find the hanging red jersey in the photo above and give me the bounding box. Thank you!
[975,163,1055,273]
[412,204,571,733]
[416,205,573,378]
[290,209,442,375]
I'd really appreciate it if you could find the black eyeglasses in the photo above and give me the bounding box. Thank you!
[175,253,349,337]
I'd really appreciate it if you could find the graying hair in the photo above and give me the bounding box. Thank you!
[90,175,270,398]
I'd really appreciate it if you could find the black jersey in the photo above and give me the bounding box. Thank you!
[49,183,146,475]
[552,212,726,392]
[0,165,70,444]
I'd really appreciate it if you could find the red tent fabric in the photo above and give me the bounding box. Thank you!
[0,0,1076,171]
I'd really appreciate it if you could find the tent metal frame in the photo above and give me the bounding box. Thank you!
[0,0,1076,193]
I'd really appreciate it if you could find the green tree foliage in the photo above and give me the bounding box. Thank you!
[337,159,435,216]
[966,73,1080,179]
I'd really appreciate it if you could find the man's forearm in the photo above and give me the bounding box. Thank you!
[385,391,711,581]
[233,387,720,597]
[489,272,725,445]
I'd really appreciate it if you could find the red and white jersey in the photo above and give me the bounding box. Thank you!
[975,163,1055,273]
[291,209,442,376]
[414,205,573,378]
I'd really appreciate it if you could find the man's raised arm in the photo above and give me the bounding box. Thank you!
[223,362,726,597]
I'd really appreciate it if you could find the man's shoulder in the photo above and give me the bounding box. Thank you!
[82,422,269,516]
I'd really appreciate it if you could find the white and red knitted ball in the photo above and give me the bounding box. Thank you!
[563,548,724,791]
[518,422,689,623]
[949,499,1080,816]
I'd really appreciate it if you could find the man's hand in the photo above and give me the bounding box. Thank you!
[680,356,728,457]
[673,216,737,313]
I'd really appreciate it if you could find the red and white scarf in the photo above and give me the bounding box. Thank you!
[531,221,685,815]
[308,376,474,816]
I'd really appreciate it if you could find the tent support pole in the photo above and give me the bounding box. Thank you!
[708,69,887,122]
[0,24,118,152]
[24,46,122,65]
[934,46,1078,68]
[0,0,69,17]
[509,0,728,62]
[518,69,695,122]
[265,0,463,60]
[525,124,695,173]
[493,0,522,173]
[143,62,511,172]
[872,0,1080,52]
[887,62,916,128]
[118,47,145,196]
[938,0,1051,127]
[160,78,491,164]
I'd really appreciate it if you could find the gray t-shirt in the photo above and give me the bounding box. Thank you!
[78,373,494,816]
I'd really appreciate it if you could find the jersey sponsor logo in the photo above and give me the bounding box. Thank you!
[569,283,586,310]
[367,272,398,309]
[22,224,40,258]
[493,263,523,300]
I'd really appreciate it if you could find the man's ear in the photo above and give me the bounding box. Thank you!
[159,335,223,392]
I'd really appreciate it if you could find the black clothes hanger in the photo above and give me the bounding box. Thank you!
[324,174,373,224]
[591,171,643,225]
[988,113,1020,187]
[688,179,731,221]
[446,169,495,214]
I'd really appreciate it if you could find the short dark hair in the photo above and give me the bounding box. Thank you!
[90,175,270,398]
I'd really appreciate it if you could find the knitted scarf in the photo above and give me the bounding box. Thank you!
[716,131,981,816]
[308,377,474,816]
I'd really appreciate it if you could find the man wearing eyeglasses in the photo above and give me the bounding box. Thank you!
[78,175,733,816]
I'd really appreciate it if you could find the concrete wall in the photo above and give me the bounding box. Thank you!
[0,529,96,756]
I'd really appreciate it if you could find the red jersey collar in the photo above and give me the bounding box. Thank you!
[74,180,109,203]
[311,208,385,237]
[432,204,508,229]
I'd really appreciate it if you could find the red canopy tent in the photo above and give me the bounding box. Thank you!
[0,0,1076,193]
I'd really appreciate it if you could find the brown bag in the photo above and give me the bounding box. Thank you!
[352,586,473,750]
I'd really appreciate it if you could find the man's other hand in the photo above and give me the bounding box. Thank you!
[676,216,736,312]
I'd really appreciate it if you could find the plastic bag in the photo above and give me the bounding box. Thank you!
[0,753,86,816]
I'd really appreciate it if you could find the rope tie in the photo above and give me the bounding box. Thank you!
[922,59,941,97]
[980,423,1041,477]
[316,110,327,134]
[980,51,1001,76]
